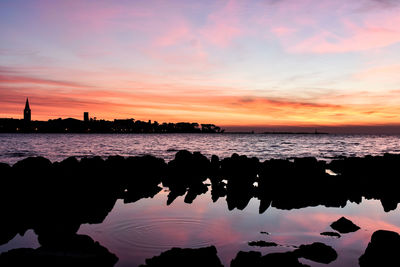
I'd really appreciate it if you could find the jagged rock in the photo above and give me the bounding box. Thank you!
[163,150,210,205]
[359,230,400,267]
[330,217,360,233]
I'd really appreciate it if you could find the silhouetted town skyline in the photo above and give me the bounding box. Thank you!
[0,98,224,133]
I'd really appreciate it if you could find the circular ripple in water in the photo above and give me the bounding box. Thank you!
[104,216,228,251]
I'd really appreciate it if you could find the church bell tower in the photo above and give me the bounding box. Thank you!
[24,98,31,122]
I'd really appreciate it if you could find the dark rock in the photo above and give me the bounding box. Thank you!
[231,251,309,267]
[139,246,223,267]
[231,251,262,267]
[222,154,259,210]
[294,242,337,264]
[320,231,341,238]
[259,199,271,214]
[248,240,278,247]
[209,155,226,202]
[184,182,208,204]
[123,155,165,203]
[359,230,400,267]
[261,251,309,267]
[380,198,398,212]
[0,234,118,267]
[211,180,226,202]
[330,217,360,233]
[163,150,210,205]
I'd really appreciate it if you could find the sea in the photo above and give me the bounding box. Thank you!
[1,133,400,266]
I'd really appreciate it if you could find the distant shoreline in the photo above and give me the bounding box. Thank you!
[0,118,224,134]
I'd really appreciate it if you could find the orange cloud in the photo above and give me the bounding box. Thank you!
[1,66,400,128]
[2,80,400,127]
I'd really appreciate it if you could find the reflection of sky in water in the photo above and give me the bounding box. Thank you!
[1,189,400,266]
[78,191,400,267]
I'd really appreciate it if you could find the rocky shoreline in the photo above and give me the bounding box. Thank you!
[1,151,400,266]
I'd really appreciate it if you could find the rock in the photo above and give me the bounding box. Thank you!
[330,217,360,233]
[294,242,337,264]
[248,240,278,247]
[231,251,309,267]
[359,230,400,267]
[222,154,259,211]
[139,246,223,267]
[320,231,341,238]
[261,252,310,267]
[0,234,118,267]
[163,150,210,205]
[231,251,262,267]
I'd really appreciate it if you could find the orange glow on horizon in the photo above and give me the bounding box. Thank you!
[1,0,400,132]
[1,89,400,129]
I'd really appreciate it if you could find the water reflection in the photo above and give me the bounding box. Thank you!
[76,195,400,267]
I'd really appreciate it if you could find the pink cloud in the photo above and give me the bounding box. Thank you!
[263,0,400,53]
[199,0,244,47]
[291,22,400,53]
[154,18,191,47]
[270,27,296,37]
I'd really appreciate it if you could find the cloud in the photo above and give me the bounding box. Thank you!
[354,64,400,80]
[0,73,92,88]
[2,80,400,126]
[264,0,400,54]
[199,0,244,48]
[290,21,400,53]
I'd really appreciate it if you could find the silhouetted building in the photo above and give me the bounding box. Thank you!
[0,101,224,133]
[84,112,89,122]
[24,98,31,123]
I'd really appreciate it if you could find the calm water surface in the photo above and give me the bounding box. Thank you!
[1,133,400,266]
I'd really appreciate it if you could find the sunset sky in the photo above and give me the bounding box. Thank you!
[1,0,400,132]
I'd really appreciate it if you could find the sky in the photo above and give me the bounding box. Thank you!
[1,0,400,132]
